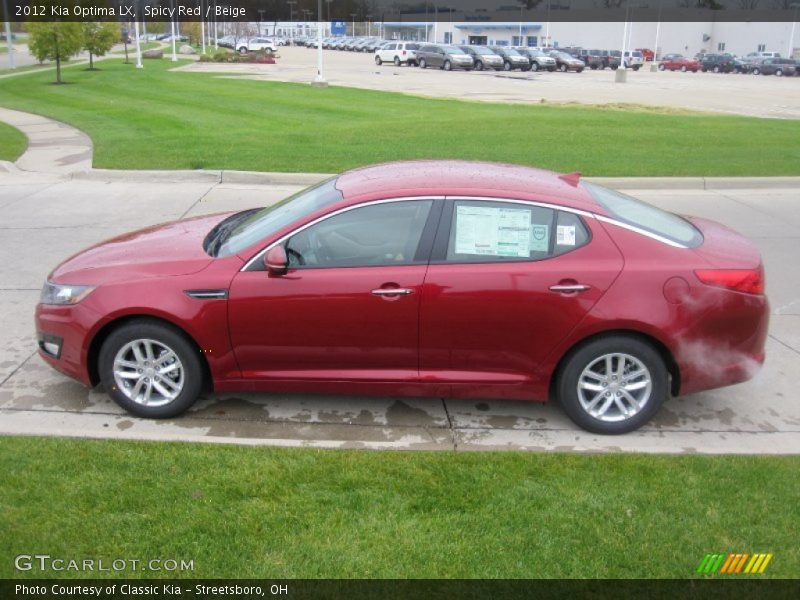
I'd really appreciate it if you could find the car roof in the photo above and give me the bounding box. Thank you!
[335,160,602,213]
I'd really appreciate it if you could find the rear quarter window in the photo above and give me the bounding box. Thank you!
[583,182,703,248]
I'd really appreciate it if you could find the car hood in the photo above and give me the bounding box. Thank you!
[50,212,235,285]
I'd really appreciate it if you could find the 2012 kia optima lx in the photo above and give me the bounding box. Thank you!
[36,161,769,434]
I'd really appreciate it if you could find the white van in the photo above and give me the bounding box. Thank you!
[375,41,421,66]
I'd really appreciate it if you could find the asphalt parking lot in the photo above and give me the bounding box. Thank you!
[181,45,800,119]
[1,156,798,452]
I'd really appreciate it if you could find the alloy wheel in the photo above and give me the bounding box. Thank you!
[113,338,185,407]
[576,353,652,423]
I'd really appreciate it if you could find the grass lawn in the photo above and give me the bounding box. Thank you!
[0,121,26,161]
[112,41,160,54]
[0,59,797,175]
[0,436,797,579]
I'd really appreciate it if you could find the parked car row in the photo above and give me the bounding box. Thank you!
[659,52,798,76]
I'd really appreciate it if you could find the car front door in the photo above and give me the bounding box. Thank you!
[228,199,441,382]
[419,198,624,397]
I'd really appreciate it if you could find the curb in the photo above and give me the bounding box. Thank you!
[65,169,800,190]
[71,168,332,186]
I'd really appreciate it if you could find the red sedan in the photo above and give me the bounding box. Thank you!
[658,55,701,72]
[36,161,769,434]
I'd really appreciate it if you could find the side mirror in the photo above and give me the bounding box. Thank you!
[264,245,288,276]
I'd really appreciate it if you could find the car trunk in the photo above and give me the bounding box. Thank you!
[688,216,762,269]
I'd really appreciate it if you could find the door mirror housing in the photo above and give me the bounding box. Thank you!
[264,246,288,276]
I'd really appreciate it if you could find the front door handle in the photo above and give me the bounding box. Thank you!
[371,288,414,296]
[549,283,591,293]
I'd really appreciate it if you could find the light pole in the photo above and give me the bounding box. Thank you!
[200,0,206,54]
[789,3,800,58]
[350,13,357,36]
[651,1,662,71]
[134,19,143,68]
[3,0,14,69]
[258,10,265,36]
[325,0,333,24]
[313,0,327,86]
[170,0,178,61]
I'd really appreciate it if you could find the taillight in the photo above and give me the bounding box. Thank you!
[694,267,764,295]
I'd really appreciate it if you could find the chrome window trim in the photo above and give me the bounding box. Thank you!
[444,196,596,218]
[240,196,446,272]
[594,215,689,249]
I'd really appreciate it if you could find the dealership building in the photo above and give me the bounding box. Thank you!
[269,21,798,59]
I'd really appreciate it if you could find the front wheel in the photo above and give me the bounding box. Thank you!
[375,55,382,65]
[680,65,687,72]
[503,61,512,71]
[633,65,640,71]
[443,60,452,71]
[475,60,484,71]
[238,47,248,54]
[775,69,783,77]
[419,58,427,69]
[752,68,760,75]
[557,336,668,434]
[531,62,539,72]
[713,65,720,73]
[559,64,567,72]
[394,56,401,66]
[659,63,666,71]
[99,320,204,419]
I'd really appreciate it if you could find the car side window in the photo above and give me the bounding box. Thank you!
[285,200,433,269]
[444,200,590,263]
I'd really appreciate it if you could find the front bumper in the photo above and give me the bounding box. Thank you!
[35,302,95,386]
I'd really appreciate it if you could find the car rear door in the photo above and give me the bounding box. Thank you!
[419,198,624,395]
[228,199,442,382]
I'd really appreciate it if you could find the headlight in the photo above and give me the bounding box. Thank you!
[40,281,96,305]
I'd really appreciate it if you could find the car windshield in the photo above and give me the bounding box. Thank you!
[216,178,343,257]
[504,49,522,57]
[583,183,703,247]
[472,47,494,55]
[444,46,467,55]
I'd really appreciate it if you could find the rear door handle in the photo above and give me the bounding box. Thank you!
[549,284,591,293]
[371,288,414,296]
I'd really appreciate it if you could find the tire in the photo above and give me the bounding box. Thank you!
[394,56,401,66]
[443,60,452,71]
[576,68,584,73]
[531,61,539,72]
[559,64,567,72]
[776,69,783,77]
[238,46,248,54]
[503,61,512,71]
[658,63,666,71]
[611,64,619,70]
[419,58,427,69]
[475,60,484,71]
[633,65,640,71]
[375,55,382,65]
[752,68,760,75]
[547,66,556,72]
[701,67,707,72]
[713,65,720,73]
[556,335,668,435]
[680,65,687,72]
[98,320,204,419]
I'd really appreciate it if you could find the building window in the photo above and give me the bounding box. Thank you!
[757,44,766,52]
[717,42,726,51]
[444,32,452,44]
[512,36,523,46]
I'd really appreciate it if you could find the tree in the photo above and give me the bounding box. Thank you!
[183,22,202,47]
[81,22,117,70]
[27,22,84,84]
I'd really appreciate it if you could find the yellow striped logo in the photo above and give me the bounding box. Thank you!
[696,552,773,574]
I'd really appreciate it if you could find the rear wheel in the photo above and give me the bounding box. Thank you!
[375,55,382,65]
[713,65,720,73]
[443,60,452,71]
[503,61,512,71]
[475,60,484,71]
[557,336,668,434]
[752,67,760,75]
[531,61,539,71]
[238,46,248,54]
[776,69,783,77]
[394,56,401,66]
[419,58,427,69]
[680,65,687,72]
[633,65,640,71]
[99,320,204,419]
[658,63,666,71]
[559,63,567,72]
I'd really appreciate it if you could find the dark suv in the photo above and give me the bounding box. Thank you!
[752,58,797,77]
[701,54,737,73]
[574,49,606,70]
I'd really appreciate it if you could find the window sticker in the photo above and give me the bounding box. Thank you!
[455,205,532,258]
[556,225,576,246]
[530,224,549,252]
